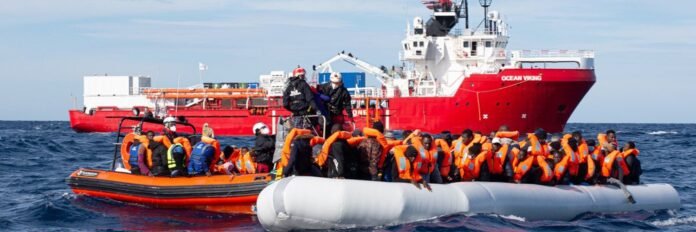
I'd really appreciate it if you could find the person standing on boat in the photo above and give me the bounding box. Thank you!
[162,116,178,141]
[283,66,319,129]
[318,72,354,132]
[252,122,275,173]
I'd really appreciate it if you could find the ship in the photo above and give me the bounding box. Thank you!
[69,0,595,136]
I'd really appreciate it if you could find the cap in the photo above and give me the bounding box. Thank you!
[491,137,501,144]
[384,131,395,139]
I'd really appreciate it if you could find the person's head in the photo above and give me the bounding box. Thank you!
[421,134,433,149]
[405,146,419,162]
[292,66,306,79]
[549,141,561,152]
[441,131,453,145]
[241,147,250,154]
[606,129,617,142]
[385,131,396,140]
[567,138,578,152]
[223,145,235,160]
[402,130,413,139]
[498,125,509,132]
[572,131,583,142]
[163,116,177,132]
[146,131,155,140]
[468,143,482,157]
[534,128,548,143]
[372,121,385,134]
[330,72,342,86]
[253,122,270,135]
[461,129,474,142]
[552,150,563,163]
[624,141,636,150]
[604,143,616,152]
[491,137,502,151]
[330,124,342,134]
[489,131,497,139]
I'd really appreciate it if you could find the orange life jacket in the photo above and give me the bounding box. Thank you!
[172,137,192,164]
[434,139,452,176]
[379,139,403,169]
[392,145,423,182]
[621,148,640,158]
[458,149,488,181]
[451,137,478,172]
[347,137,365,147]
[315,131,352,167]
[514,155,554,183]
[153,135,172,148]
[490,144,517,175]
[236,152,257,174]
[601,150,631,177]
[559,137,580,176]
[495,131,520,140]
[216,149,241,174]
[412,140,436,175]
[278,128,312,169]
[513,134,553,183]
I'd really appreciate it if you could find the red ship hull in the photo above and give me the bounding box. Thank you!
[70,68,594,136]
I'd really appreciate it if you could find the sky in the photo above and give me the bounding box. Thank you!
[0,0,694,123]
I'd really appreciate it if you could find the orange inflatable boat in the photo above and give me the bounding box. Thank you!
[67,116,270,214]
[67,168,269,214]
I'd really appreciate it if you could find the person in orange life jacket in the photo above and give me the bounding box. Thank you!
[282,133,323,177]
[599,143,631,184]
[451,129,475,181]
[283,66,319,129]
[217,145,239,175]
[598,129,618,148]
[356,121,386,180]
[419,134,443,184]
[148,133,170,177]
[321,124,353,178]
[551,138,581,185]
[252,122,274,173]
[515,128,553,185]
[381,131,399,181]
[436,132,455,182]
[488,137,517,182]
[390,145,432,191]
[317,72,354,130]
[621,141,642,185]
[582,139,601,184]
[137,131,156,176]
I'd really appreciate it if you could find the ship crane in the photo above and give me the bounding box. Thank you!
[313,53,396,87]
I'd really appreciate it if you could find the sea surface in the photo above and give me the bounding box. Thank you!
[0,121,694,231]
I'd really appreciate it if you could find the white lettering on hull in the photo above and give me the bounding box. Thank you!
[501,75,543,81]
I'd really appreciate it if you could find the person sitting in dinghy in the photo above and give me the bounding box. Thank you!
[620,141,642,185]
[390,145,432,191]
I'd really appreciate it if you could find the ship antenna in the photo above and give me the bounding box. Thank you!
[479,0,492,33]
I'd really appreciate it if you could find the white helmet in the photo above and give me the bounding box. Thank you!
[330,72,342,83]
[253,122,270,135]
[163,116,177,131]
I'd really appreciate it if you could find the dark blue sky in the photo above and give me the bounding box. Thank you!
[1,0,694,122]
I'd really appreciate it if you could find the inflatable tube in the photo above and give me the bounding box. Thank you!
[257,177,680,231]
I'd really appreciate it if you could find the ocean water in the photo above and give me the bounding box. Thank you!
[0,121,694,231]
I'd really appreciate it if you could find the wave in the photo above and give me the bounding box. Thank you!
[650,216,696,227]
[647,131,678,135]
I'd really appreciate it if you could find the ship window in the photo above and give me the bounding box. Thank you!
[419,41,424,47]
[471,42,478,56]
[413,41,418,47]
[404,43,408,50]
[485,41,492,47]
[416,50,422,55]
[463,41,469,48]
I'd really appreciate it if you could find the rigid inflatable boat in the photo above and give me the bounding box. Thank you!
[67,168,269,214]
[256,177,680,231]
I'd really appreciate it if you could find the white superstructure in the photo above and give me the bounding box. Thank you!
[82,75,156,113]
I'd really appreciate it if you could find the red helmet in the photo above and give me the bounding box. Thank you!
[292,67,306,77]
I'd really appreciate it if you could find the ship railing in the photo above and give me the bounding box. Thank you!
[348,87,383,98]
[510,50,595,59]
